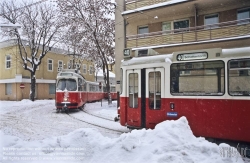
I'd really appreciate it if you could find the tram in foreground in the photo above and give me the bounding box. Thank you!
[119,47,250,144]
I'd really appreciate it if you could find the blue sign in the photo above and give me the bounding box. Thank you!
[167,112,178,117]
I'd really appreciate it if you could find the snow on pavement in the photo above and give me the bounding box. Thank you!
[0,100,121,141]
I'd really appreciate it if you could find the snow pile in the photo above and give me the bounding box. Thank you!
[1,117,244,163]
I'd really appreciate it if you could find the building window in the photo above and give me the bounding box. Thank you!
[89,65,94,75]
[68,60,73,69]
[205,14,219,29]
[237,8,250,24]
[48,59,53,71]
[162,22,171,34]
[138,26,148,34]
[83,64,87,74]
[6,55,11,69]
[5,83,12,95]
[180,70,191,75]
[174,19,189,32]
[58,60,63,72]
[49,83,56,94]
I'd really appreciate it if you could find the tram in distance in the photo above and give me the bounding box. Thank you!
[55,69,117,112]
[119,47,250,144]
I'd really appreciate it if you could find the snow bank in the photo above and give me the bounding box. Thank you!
[1,117,244,163]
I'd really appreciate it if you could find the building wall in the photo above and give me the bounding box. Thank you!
[115,0,125,91]
[114,0,250,93]
[126,9,245,36]
[154,38,250,54]
[0,41,96,101]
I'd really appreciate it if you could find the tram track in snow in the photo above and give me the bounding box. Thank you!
[66,110,129,134]
[80,109,115,122]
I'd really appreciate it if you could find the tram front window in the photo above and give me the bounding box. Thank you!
[57,79,77,91]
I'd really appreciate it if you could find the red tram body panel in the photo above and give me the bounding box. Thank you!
[119,47,250,143]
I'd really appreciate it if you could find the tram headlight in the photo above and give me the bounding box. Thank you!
[63,97,68,102]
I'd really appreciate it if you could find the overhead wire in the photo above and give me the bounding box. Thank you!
[0,0,49,17]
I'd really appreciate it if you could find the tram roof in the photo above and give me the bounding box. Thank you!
[122,54,173,66]
[122,47,250,66]
[222,47,250,57]
[57,69,84,79]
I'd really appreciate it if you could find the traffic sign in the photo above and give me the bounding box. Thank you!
[20,83,25,89]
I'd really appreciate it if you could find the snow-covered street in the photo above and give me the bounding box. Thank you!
[0,100,249,163]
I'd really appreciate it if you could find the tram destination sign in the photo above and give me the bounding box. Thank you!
[177,52,208,61]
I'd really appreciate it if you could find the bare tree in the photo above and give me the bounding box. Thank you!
[0,1,64,101]
[57,0,115,104]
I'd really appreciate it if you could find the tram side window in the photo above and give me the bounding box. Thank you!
[129,73,138,108]
[170,61,225,96]
[89,84,93,92]
[83,83,87,92]
[149,71,161,109]
[228,59,250,96]
[111,87,116,92]
[78,78,82,91]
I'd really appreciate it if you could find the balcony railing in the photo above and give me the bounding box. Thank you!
[126,18,250,48]
[126,0,172,11]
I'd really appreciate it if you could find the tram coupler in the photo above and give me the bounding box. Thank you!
[114,116,120,122]
[62,103,69,113]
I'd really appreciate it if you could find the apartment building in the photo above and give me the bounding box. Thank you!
[115,0,250,92]
[0,39,95,101]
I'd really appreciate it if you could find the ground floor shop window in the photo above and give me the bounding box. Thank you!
[5,83,12,95]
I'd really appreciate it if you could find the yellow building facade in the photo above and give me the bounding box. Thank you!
[0,39,95,101]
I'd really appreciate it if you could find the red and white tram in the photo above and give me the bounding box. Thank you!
[104,85,118,100]
[55,69,104,112]
[119,47,250,143]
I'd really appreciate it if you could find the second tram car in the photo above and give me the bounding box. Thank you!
[119,47,250,143]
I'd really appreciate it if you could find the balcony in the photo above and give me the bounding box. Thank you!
[126,18,250,49]
[126,0,172,11]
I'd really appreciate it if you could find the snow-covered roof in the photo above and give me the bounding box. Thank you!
[0,39,69,55]
[122,53,173,66]
[97,70,116,78]
[122,0,190,15]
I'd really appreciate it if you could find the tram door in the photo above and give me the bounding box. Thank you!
[145,68,164,128]
[126,69,142,128]
[126,68,164,128]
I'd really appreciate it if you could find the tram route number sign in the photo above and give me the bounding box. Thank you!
[20,83,25,89]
